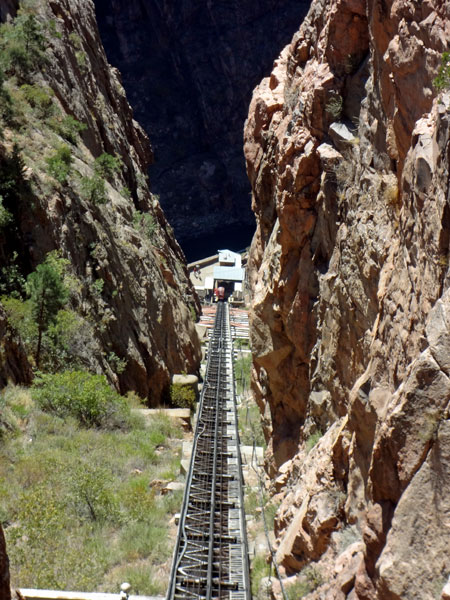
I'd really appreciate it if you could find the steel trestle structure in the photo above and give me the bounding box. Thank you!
[167,302,250,600]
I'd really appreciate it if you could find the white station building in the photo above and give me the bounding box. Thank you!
[189,249,246,301]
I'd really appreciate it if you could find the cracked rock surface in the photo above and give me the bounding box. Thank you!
[244,0,450,597]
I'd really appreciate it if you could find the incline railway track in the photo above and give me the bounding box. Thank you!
[167,302,251,600]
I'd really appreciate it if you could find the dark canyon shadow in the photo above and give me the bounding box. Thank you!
[94,0,311,257]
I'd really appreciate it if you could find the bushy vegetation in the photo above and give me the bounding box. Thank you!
[49,114,87,144]
[251,554,272,598]
[0,196,12,228]
[0,12,47,82]
[133,210,157,240]
[305,430,323,453]
[434,52,450,92]
[25,253,69,365]
[0,389,184,593]
[31,371,131,429]
[94,152,122,181]
[238,402,265,447]
[20,83,54,118]
[234,353,251,395]
[170,383,196,410]
[326,94,343,120]
[46,144,72,184]
[80,173,107,204]
[286,566,323,599]
[1,251,95,371]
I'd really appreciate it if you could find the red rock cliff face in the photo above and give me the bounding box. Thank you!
[245,0,450,597]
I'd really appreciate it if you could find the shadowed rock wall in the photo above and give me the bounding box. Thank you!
[0,0,201,401]
[94,0,311,251]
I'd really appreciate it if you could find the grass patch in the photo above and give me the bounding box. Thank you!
[238,402,265,448]
[286,566,324,599]
[234,353,251,395]
[305,430,322,453]
[251,554,272,598]
[1,389,185,593]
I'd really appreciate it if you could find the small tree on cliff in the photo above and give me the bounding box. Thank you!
[26,259,68,367]
[434,52,450,92]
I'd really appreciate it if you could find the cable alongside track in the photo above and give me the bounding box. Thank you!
[167,302,250,600]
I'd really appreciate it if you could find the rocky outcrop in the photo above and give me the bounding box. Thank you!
[0,524,10,600]
[0,0,201,402]
[0,305,32,388]
[94,0,311,253]
[0,0,18,22]
[245,0,450,597]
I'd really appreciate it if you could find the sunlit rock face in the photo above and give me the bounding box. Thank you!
[94,0,311,251]
[245,0,450,596]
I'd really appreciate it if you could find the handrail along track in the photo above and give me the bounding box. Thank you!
[167,302,250,600]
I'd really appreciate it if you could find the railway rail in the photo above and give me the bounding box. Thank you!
[167,302,251,600]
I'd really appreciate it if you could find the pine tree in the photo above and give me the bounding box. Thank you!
[26,259,68,367]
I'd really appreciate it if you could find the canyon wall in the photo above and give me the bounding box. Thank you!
[0,305,32,388]
[94,0,311,252]
[0,0,201,402]
[245,0,450,597]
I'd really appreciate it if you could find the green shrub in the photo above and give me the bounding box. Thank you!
[106,351,127,375]
[26,256,69,366]
[46,144,72,184]
[170,383,196,409]
[75,50,87,71]
[234,354,251,395]
[1,295,38,346]
[68,461,121,523]
[0,70,12,122]
[45,309,91,371]
[133,210,157,240]
[326,94,343,120]
[121,186,131,199]
[0,396,19,439]
[286,566,323,598]
[305,430,323,453]
[20,83,54,118]
[0,144,27,204]
[49,114,87,144]
[238,402,265,448]
[68,32,82,51]
[47,19,62,40]
[434,52,450,91]
[251,554,271,598]
[0,195,12,227]
[0,13,47,81]
[94,152,122,180]
[31,370,131,429]
[80,174,107,204]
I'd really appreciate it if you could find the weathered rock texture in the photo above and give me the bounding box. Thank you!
[0,0,17,22]
[245,0,450,597]
[94,0,311,252]
[0,305,32,388]
[0,0,201,402]
[0,523,10,600]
